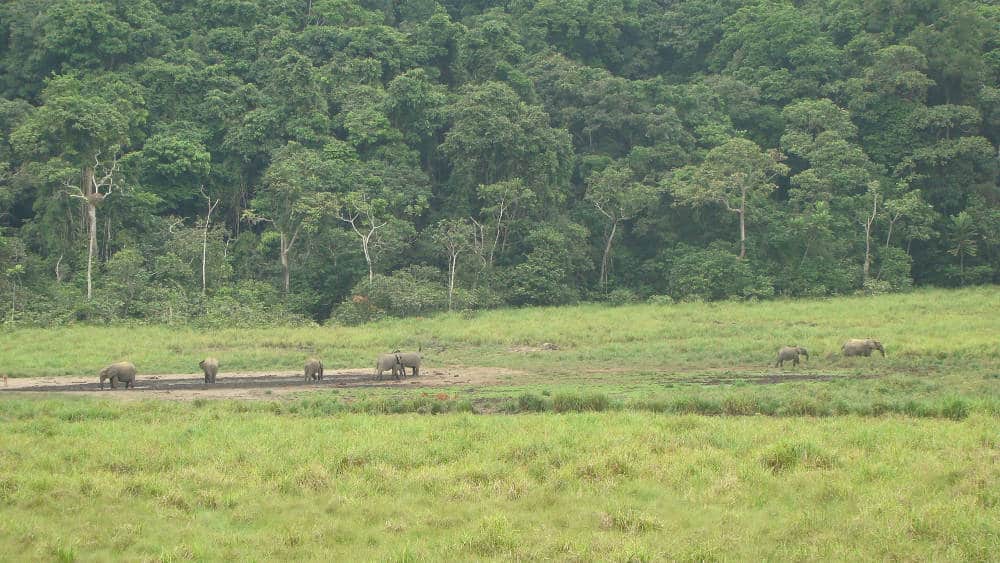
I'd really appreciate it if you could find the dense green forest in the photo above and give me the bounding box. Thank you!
[0,0,997,325]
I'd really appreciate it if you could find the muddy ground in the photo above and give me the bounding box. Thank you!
[0,366,520,401]
[0,365,883,402]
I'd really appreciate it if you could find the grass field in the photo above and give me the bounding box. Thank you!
[1,287,998,559]
[1,399,998,561]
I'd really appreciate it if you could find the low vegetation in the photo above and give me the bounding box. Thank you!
[1,287,997,378]
[1,289,997,558]
[0,399,997,560]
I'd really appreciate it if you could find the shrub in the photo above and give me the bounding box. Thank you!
[517,393,549,412]
[760,441,836,473]
[552,392,611,412]
[605,288,639,306]
[661,244,774,301]
[940,397,970,420]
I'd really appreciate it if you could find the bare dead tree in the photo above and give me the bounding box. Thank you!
[862,183,880,283]
[336,193,388,287]
[199,186,221,295]
[67,150,122,300]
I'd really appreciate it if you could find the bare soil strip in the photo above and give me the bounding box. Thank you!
[0,367,518,401]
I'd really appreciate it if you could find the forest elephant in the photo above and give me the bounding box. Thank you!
[199,357,219,384]
[375,354,404,380]
[842,339,885,357]
[775,346,808,367]
[391,351,422,377]
[100,361,137,390]
[304,358,324,381]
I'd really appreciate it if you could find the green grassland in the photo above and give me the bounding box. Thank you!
[1,287,998,559]
[2,286,999,415]
[2,287,998,376]
[1,399,998,561]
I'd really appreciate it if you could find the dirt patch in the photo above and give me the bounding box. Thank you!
[0,366,521,401]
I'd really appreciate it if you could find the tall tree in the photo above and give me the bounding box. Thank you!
[248,142,331,293]
[429,218,472,310]
[10,73,145,299]
[664,138,788,259]
[585,161,658,290]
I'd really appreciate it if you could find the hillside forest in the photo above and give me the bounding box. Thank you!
[0,0,997,325]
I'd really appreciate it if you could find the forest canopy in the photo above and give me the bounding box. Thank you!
[0,0,997,325]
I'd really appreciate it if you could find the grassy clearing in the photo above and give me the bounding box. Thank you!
[0,397,997,561]
[1,286,997,378]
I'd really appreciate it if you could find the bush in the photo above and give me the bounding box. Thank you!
[552,392,611,412]
[939,397,970,420]
[331,266,447,323]
[661,244,775,301]
[875,247,914,292]
[604,288,639,306]
[760,441,836,473]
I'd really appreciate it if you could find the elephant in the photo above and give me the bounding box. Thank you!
[375,354,404,380]
[199,357,219,384]
[100,361,136,390]
[775,346,808,367]
[391,351,422,377]
[842,339,885,357]
[304,358,324,381]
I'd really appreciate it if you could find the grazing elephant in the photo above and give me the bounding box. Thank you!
[842,339,885,357]
[199,357,219,384]
[392,351,422,377]
[375,354,404,380]
[775,346,808,367]
[100,361,137,390]
[304,358,324,381]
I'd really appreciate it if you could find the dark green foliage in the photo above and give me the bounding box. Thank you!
[0,0,996,325]
[660,244,775,301]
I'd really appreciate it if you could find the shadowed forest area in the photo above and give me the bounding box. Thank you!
[0,0,998,326]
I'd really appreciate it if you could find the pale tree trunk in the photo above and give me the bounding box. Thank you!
[600,220,618,291]
[280,233,291,294]
[279,225,302,294]
[738,188,747,260]
[83,167,97,300]
[200,188,220,295]
[447,249,459,310]
[362,236,374,286]
[72,155,120,300]
[863,193,878,283]
[337,201,386,289]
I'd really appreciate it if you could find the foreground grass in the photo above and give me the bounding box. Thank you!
[1,397,997,561]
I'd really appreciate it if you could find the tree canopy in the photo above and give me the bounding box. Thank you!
[0,0,997,325]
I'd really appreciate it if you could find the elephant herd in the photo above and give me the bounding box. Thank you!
[775,338,885,367]
[96,349,423,389]
[95,339,882,389]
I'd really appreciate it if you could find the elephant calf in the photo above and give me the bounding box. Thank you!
[392,351,422,377]
[775,346,808,367]
[842,339,885,357]
[199,357,219,384]
[304,358,324,381]
[375,354,404,380]
[100,361,137,390]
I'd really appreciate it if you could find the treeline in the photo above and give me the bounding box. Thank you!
[0,0,997,325]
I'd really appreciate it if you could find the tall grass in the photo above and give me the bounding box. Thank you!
[0,397,996,560]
